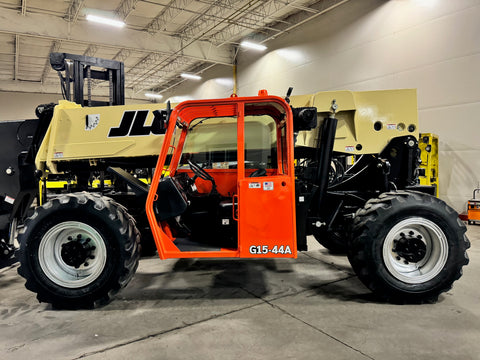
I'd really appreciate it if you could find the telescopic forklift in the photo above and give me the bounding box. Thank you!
[8,53,469,308]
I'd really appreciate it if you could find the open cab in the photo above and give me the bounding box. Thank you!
[146,91,297,259]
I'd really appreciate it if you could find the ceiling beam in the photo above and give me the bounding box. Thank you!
[129,56,195,92]
[261,0,350,43]
[129,0,246,90]
[145,0,194,35]
[41,40,61,83]
[14,34,19,80]
[0,80,63,95]
[156,63,217,96]
[174,0,291,41]
[115,0,140,21]
[176,0,249,41]
[65,0,86,23]
[0,80,148,101]
[195,0,286,46]
[0,7,232,66]
[83,44,98,57]
[21,0,26,16]
[113,48,131,62]
[189,0,317,46]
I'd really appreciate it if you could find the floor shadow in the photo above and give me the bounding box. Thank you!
[307,277,382,304]
[107,256,376,310]
[308,277,446,305]
[116,258,283,304]
[0,255,18,270]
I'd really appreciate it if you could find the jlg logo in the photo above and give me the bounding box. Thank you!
[108,110,166,137]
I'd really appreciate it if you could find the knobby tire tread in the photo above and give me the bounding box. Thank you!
[17,192,140,309]
[348,191,470,303]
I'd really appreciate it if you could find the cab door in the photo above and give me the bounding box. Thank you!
[237,103,297,258]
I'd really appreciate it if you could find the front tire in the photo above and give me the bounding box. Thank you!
[314,230,347,254]
[313,222,348,254]
[18,192,140,309]
[348,191,470,303]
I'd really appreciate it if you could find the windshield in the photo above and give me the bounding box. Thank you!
[178,114,277,170]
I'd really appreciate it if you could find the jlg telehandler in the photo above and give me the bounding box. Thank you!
[15,76,469,308]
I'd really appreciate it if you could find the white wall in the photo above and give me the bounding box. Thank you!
[0,92,61,120]
[0,91,151,121]
[234,0,480,212]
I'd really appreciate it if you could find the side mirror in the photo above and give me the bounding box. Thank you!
[292,107,317,132]
[152,101,171,135]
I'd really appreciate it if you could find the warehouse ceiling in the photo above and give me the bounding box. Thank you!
[0,0,348,100]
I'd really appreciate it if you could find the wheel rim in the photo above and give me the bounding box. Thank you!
[38,221,107,288]
[382,217,448,284]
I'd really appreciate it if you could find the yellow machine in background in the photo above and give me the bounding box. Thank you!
[468,189,480,225]
[418,133,439,197]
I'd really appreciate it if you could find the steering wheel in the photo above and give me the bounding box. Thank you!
[187,159,216,194]
[249,168,267,177]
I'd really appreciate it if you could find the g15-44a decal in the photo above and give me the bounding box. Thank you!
[249,245,292,255]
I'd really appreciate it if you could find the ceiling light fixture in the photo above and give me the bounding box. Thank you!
[181,73,202,81]
[86,14,125,28]
[240,40,267,51]
[145,93,163,99]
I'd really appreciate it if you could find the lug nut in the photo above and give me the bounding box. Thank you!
[396,256,401,260]
[84,262,89,267]
[68,236,72,241]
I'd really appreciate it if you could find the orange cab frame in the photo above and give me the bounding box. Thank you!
[146,91,297,260]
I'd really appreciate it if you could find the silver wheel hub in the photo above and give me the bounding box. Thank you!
[38,221,107,288]
[383,217,448,284]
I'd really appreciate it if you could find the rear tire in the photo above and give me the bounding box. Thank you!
[348,191,470,303]
[17,192,140,309]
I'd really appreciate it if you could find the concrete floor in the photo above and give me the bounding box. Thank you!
[1,227,479,360]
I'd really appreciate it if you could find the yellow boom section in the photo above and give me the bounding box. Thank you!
[36,100,170,173]
[36,89,419,174]
[291,89,418,155]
